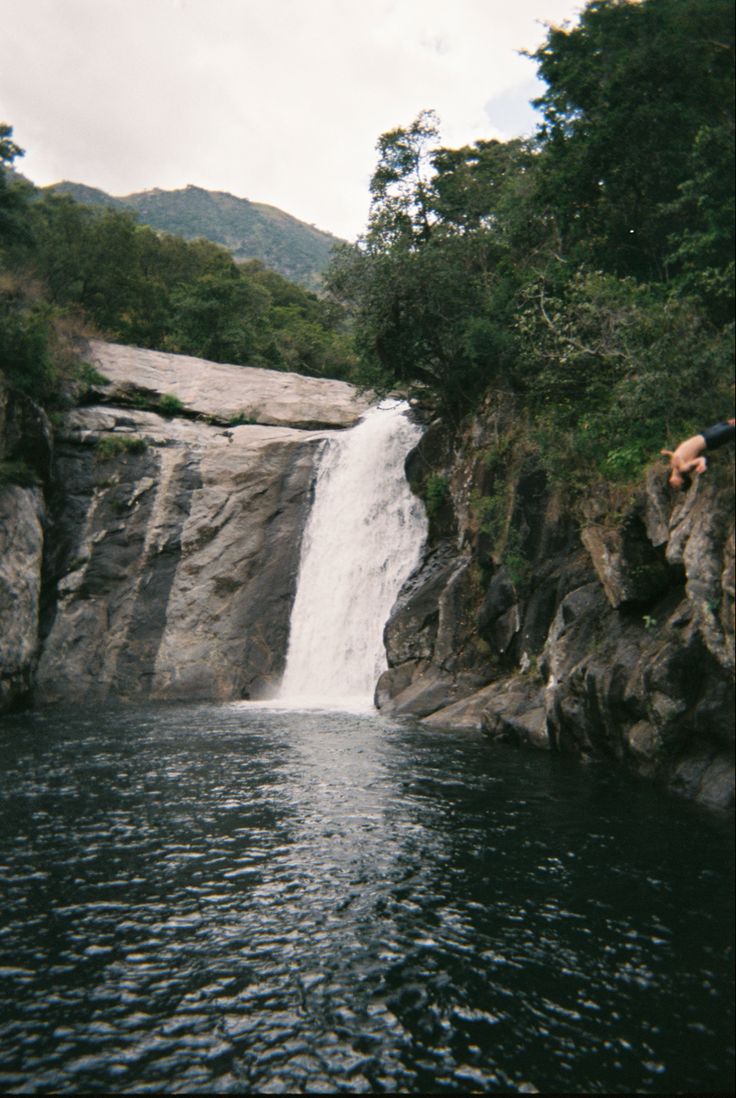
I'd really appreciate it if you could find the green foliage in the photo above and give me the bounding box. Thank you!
[0,284,54,398]
[483,436,514,480]
[326,140,525,418]
[530,0,734,281]
[0,123,31,247]
[71,359,110,402]
[514,271,734,485]
[96,435,148,460]
[665,124,735,324]
[158,393,184,417]
[423,473,449,518]
[226,411,256,426]
[471,491,504,539]
[0,147,355,406]
[75,361,108,387]
[325,0,733,469]
[92,183,339,291]
[503,524,533,591]
[470,487,531,589]
[45,181,340,290]
[0,124,23,173]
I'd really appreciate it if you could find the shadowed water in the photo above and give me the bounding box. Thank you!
[0,704,733,1094]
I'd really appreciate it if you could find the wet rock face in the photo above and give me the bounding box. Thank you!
[36,411,322,705]
[0,383,51,711]
[0,485,44,710]
[377,547,492,716]
[580,514,673,608]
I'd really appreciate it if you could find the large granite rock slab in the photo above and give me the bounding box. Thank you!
[85,340,372,429]
[35,405,329,705]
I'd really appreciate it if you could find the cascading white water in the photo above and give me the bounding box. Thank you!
[278,400,427,708]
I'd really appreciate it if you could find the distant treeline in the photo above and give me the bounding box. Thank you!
[327,0,734,485]
[0,144,355,405]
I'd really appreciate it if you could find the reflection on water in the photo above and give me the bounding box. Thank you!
[0,704,733,1094]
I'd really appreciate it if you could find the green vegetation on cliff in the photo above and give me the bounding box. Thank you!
[328,0,734,489]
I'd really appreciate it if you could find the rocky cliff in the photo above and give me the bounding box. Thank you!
[377,395,735,810]
[1,341,372,709]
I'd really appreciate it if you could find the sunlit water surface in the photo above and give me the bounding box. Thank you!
[0,704,733,1094]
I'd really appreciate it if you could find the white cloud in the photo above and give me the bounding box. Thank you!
[1,0,583,239]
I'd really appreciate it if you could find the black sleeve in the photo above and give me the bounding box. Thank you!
[701,422,735,451]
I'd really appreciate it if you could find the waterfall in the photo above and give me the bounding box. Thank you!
[278,400,427,708]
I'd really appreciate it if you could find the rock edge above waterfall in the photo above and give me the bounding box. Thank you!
[86,340,374,429]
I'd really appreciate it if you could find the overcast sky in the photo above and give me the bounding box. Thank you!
[2,0,584,241]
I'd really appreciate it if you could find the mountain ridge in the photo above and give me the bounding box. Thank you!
[44,180,344,289]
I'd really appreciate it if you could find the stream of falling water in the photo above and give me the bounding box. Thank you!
[278,400,427,708]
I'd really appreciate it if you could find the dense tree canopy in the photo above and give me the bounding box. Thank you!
[531,0,734,285]
[325,0,734,479]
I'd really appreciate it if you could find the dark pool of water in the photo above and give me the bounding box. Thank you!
[0,704,733,1094]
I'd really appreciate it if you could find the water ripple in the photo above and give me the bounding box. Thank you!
[0,704,733,1094]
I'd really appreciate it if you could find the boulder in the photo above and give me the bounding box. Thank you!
[378,664,458,718]
[580,511,672,608]
[421,681,500,731]
[481,681,549,750]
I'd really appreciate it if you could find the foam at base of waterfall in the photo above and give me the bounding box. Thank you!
[232,696,377,715]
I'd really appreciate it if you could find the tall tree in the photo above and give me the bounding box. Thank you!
[367,109,441,248]
[531,0,735,281]
[326,117,527,414]
[0,123,29,247]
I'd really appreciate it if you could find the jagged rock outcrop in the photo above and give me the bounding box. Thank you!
[378,400,735,809]
[541,472,734,807]
[0,383,51,710]
[1,342,373,710]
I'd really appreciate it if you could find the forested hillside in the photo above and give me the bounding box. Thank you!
[47,181,340,290]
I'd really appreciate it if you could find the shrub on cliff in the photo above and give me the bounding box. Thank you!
[513,272,734,485]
